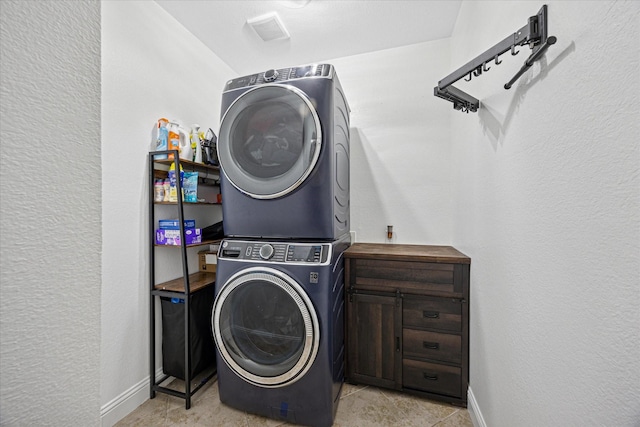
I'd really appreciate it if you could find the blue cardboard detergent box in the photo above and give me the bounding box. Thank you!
[155,228,202,246]
[158,219,196,230]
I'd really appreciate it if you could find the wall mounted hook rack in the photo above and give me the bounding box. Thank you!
[434,5,557,113]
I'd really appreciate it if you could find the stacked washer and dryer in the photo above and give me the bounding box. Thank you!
[211,64,351,427]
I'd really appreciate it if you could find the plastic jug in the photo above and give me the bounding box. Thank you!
[179,127,193,161]
[168,122,180,159]
[152,118,169,159]
[191,125,203,164]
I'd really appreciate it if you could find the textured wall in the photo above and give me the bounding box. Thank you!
[449,1,640,426]
[0,1,102,425]
[100,2,234,423]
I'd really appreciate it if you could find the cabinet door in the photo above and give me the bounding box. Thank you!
[346,293,402,390]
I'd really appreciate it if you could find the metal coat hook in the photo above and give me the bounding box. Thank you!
[504,35,557,89]
[434,4,557,113]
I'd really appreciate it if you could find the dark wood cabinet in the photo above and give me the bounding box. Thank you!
[347,292,402,390]
[344,243,470,407]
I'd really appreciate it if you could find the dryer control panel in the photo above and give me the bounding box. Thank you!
[219,239,330,264]
[224,64,333,91]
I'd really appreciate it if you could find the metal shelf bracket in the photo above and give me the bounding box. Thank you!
[434,5,557,113]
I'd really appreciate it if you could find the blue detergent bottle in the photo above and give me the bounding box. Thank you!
[154,118,169,159]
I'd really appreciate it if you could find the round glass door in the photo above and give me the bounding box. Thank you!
[212,267,320,387]
[218,84,322,199]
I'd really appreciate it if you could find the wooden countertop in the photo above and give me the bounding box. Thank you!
[344,243,470,264]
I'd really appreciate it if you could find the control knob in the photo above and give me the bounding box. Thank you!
[263,69,279,82]
[259,244,275,260]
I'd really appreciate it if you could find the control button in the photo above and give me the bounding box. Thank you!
[264,69,279,82]
[259,244,275,260]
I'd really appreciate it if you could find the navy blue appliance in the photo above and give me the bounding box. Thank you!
[211,235,350,427]
[217,64,350,240]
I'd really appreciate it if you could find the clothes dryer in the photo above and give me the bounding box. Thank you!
[217,64,350,240]
[211,235,350,427]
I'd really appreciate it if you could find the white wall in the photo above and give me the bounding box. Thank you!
[330,39,453,244]
[0,1,101,425]
[449,1,640,426]
[99,7,455,421]
[100,2,234,424]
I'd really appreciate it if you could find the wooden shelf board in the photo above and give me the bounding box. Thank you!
[153,158,220,174]
[154,202,221,206]
[155,239,222,248]
[154,271,216,294]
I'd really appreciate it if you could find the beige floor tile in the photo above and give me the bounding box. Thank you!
[333,385,403,426]
[379,387,458,426]
[433,409,473,427]
[114,395,171,426]
[339,382,368,399]
[116,379,472,427]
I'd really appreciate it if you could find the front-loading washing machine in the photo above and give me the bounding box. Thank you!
[217,63,350,240]
[211,234,350,427]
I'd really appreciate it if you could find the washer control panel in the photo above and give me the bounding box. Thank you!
[220,240,329,264]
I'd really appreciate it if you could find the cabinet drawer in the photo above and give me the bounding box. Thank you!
[402,359,462,398]
[403,329,461,364]
[403,298,461,332]
[351,259,461,296]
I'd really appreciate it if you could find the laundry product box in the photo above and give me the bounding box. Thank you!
[198,250,217,273]
[158,219,196,230]
[155,228,202,245]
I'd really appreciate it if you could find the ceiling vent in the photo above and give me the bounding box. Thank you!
[247,12,290,42]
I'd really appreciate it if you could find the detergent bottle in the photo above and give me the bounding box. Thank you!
[167,121,181,159]
[168,162,185,202]
[191,124,203,163]
[153,118,169,159]
[179,126,193,161]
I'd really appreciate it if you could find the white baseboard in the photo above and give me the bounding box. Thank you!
[100,369,163,427]
[467,385,487,427]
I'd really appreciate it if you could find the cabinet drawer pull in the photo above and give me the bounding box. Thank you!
[423,341,440,350]
[396,337,400,352]
[423,310,440,319]
[423,373,438,381]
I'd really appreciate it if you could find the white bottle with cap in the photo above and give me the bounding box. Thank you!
[192,124,203,163]
[178,126,193,161]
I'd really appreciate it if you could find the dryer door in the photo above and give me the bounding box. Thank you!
[212,267,320,388]
[218,84,322,199]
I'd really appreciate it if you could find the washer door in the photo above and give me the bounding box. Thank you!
[212,267,320,387]
[218,84,322,199]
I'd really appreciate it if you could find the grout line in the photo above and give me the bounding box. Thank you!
[432,408,460,426]
[340,384,370,399]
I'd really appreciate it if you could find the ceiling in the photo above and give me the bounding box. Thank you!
[156,0,462,76]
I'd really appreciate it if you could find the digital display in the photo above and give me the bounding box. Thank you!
[292,246,314,260]
[287,245,322,262]
[226,74,258,90]
[294,66,313,78]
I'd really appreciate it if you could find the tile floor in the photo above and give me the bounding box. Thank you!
[115,376,473,427]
